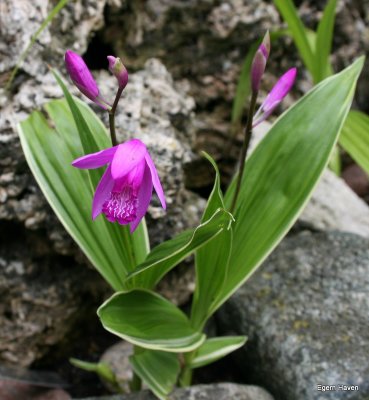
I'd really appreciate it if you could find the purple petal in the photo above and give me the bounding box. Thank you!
[252,109,274,128]
[65,50,99,101]
[260,31,270,58]
[251,49,267,93]
[144,152,166,210]
[113,158,146,193]
[111,139,147,180]
[72,146,117,169]
[130,164,153,233]
[92,165,114,219]
[107,56,129,90]
[259,43,268,58]
[262,68,297,112]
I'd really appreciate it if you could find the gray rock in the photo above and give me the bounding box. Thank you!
[76,383,274,400]
[217,231,369,400]
[0,0,106,78]
[300,169,369,238]
[99,341,134,393]
[0,225,107,366]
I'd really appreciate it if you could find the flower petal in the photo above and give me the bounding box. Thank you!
[130,164,153,233]
[144,152,166,210]
[113,158,146,193]
[92,165,114,219]
[262,68,297,112]
[72,146,117,169]
[65,50,99,101]
[111,139,147,180]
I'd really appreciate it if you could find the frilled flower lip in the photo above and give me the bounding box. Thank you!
[72,139,166,232]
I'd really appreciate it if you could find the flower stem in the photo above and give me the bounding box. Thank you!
[129,346,142,392]
[108,87,124,146]
[230,91,258,213]
[178,351,195,387]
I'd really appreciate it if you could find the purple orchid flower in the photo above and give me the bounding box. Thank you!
[72,139,166,233]
[253,67,297,127]
[65,50,111,110]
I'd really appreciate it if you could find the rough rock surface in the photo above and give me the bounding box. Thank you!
[0,0,107,79]
[76,383,274,400]
[99,341,133,393]
[0,221,107,366]
[217,231,369,400]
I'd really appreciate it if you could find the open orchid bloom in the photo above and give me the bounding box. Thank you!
[253,67,297,127]
[65,50,111,110]
[72,139,166,233]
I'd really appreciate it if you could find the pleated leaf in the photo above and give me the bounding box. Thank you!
[130,350,179,400]
[189,336,247,369]
[123,207,233,291]
[191,153,233,330]
[98,290,206,352]
[213,58,364,312]
[340,110,369,176]
[18,89,149,291]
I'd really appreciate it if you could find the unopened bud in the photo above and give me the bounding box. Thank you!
[107,56,129,90]
[250,31,270,94]
[64,50,110,110]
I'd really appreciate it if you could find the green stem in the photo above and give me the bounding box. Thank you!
[129,371,142,392]
[108,87,124,146]
[230,91,258,213]
[179,352,195,387]
[129,346,143,392]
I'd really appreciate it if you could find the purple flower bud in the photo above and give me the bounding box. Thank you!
[107,56,129,90]
[64,50,110,110]
[251,32,270,94]
[253,67,297,127]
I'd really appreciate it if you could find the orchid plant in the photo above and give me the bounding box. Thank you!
[17,32,363,399]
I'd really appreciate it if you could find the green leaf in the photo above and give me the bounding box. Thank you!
[314,0,337,82]
[340,110,369,176]
[189,336,247,369]
[70,358,118,387]
[328,144,341,175]
[190,153,233,330]
[18,95,149,291]
[214,57,364,312]
[123,207,233,291]
[130,350,179,400]
[273,0,315,75]
[98,290,206,352]
[231,43,257,126]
